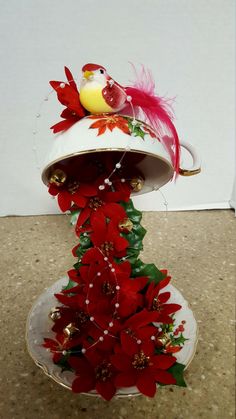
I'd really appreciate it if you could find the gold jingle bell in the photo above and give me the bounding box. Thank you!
[157,333,172,348]
[63,322,80,338]
[118,218,133,233]
[49,169,67,187]
[130,177,144,192]
[49,307,61,321]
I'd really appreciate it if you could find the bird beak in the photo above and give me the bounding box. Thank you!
[83,70,94,80]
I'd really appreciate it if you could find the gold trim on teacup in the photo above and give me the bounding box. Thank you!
[41,147,174,186]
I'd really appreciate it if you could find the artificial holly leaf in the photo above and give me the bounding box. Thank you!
[161,323,174,333]
[132,259,166,284]
[120,200,142,223]
[129,224,146,242]
[70,210,80,226]
[79,235,91,249]
[74,248,85,261]
[54,354,73,372]
[167,362,187,387]
[127,120,146,140]
[73,261,82,270]
[171,333,188,346]
[125,248,140,264]
[62,278,77,292]
[124,229,144,251]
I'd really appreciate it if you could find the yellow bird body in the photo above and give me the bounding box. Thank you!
[80,81,113,114]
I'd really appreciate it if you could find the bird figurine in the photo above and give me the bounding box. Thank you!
[50,63,180,173]
[79,63,128,114]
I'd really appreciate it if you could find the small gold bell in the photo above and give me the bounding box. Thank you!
[63,322,80,338]
[118,218,133,233]
[157,333,172,348]
[130,177,144,192]
[49,169,67,187]
[49,307,61,321]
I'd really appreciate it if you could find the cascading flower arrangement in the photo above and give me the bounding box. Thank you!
[43,162,187,401]
[39,62,196,401]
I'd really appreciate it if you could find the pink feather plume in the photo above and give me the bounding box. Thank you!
[125,64,180,175]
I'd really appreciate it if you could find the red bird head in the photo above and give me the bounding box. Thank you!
[82,63,106,72]
[81,63,111,87]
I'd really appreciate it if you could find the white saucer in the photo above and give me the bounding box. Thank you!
[26,278,198,397]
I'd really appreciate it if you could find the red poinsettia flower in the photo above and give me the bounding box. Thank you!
[81,260,148,319]
[82,213,129,263]
[48,181,97,213]
[75,177,129,232]
[50,66,87,133]
[88,114,130,136]
[69,350,117,401]
[43,337,65,363]
[50,108,82,134]
[116,309,163,356]
[49,303,100,351]
[61,269,85,295]
[111,348,176,397]
[145,273,181,323]
[55,264,121,342]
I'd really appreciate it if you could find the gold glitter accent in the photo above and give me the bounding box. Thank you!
[67,181,80,194]
[125,328,135,338]
[102,281,115,295]
[95,362,112,382]
[77,311,90,325]
[100,241,114,257]
[152,297,161,311]
[132,351,150,370]
[88,197,103,210]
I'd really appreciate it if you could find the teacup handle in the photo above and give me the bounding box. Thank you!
[179,141,201,176]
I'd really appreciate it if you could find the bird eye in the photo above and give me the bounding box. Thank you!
[99,69,104,74]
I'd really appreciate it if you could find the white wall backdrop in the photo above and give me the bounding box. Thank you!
[0,0,235,216]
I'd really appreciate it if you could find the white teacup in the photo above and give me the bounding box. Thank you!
[42,114,201,194]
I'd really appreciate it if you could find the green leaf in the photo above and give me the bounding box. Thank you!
[167,362,187,387]
[131,259,166,284]
[73,235,92,261]
[126,248,140,264]
[70,210,80,226]
[120,200,143,223]
[62,279,77,292]
[171,333,188,346]
[124,231,143,251]
[54,354,73,372]
[127,119,146,140]
[78,235,91,249]
[73,261,82,270]
[161,323,174,333]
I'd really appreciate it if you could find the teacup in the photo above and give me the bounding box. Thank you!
[42,114,201,194]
